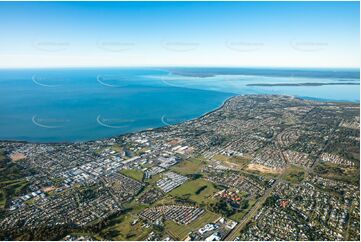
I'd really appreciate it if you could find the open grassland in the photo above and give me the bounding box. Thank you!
[0,152,33,210]
[113,214,150,241]
[98,200,151,241]
[95,176,221,241]
[169,178,219,204]
[0,179,29,209]
[99,212,151,241]
[230,199,257,222]
[120,169,144,182]
[110,144,124,154]
[0,152,5,162]
[171,157,204,175]
[213,154,251,170]
[245,163,281,178]
[314,162,359,186]
[282,165,306,184]
[146,173,162,185]
[164,210,220,240]
[0,191,5,208]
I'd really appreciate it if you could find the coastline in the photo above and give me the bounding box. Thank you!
[0,94,236,145]
[0,94,358,145]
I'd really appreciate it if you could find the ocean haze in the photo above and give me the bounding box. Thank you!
[0,67,359,142]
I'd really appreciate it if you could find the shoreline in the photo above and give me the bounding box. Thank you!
[0,95,236,145]
[0,94,358,145]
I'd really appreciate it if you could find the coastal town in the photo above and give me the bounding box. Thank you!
[0,95,359,241]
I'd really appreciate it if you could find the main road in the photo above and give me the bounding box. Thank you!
[224,139,289,241]
[224,178,280,241]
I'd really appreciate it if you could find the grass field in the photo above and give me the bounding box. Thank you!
[0,179,28,193]
[111,144,124,154]
[0,191,5,208]
[213,154,249,164]
[245,163,281,178]
[97,159,222,241]
[0,152,5,162]
[171,157,204,175]
[164,210,220,240]
[98,200,151,241]
[169,178,219,204]
[120,169,144,182]
[0,179,29,209]
[99,212,151,241]
[146,173,162,185]
[114,214,151,241]
[314,162,359,186]
[213,154,251,170]
[282,165,306,184]
[230,199,257,222]
[66,232,103,241]
[153,194,178,206]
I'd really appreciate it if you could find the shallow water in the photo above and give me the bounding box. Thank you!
[0,67,359,142]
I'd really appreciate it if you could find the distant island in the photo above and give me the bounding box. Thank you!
[247,82,360,87]
[167,67,360,79]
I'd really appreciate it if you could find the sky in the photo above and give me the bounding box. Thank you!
[0,1,359,68]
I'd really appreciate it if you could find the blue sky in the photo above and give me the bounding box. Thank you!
[0,1,359,68]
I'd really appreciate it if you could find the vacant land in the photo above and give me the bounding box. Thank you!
[120,169,144,182]
[314,162,359,185]
[0,152,5,162]
[171,157,204,175]
[0,154,33,210]
[230,199,257,222]
[111,144,124,154]
[99,212,151,241]
[213,154,251,170]
[98,201,150,241]
[0,179,29,209]
[246,163,282,175]
[9,153,26,162]
[164,210,220,240]
[169,178,219,204]
[282,165,306,184]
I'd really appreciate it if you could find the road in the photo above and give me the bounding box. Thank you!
[224,139,288,241]
[224,178,281,241]
[203,135,293,241]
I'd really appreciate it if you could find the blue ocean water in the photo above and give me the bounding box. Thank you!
[0,67,359,142]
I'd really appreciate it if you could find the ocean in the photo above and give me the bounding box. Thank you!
[0,67,359,142]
